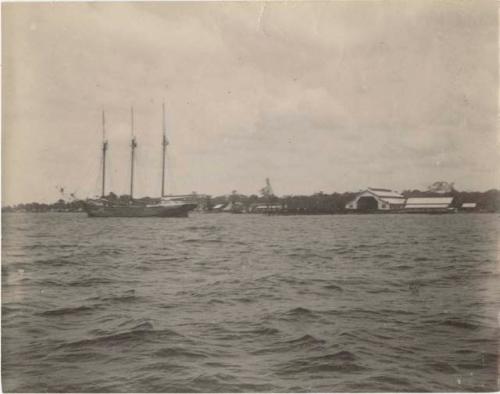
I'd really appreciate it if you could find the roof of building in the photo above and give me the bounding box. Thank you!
[381,197,406,205]
[405,204,452,209]
[254,204,282,210]
[406,197,453,205]
[367,188,404,199]
[461,202,477,208]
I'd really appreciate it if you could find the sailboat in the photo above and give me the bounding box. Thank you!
[84,105,197,217]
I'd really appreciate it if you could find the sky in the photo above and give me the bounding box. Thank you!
[2,1,499,205]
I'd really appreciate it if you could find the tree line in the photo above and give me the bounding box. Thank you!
[3,188,500,213]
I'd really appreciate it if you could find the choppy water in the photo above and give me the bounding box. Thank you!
[2,212,499,392]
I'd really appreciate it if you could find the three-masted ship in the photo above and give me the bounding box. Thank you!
[84,105,197,217]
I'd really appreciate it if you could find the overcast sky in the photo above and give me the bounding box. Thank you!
[2,1,498,205]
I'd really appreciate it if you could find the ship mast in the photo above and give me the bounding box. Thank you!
[161,102,169,197]
[130,107,137,200]
[101,110,108,198]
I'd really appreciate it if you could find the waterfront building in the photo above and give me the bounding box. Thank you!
[345,188,405,212]
[403,197,455,213]
[211,203,226,212]
[251,204,283,214]
[460,202,477,211]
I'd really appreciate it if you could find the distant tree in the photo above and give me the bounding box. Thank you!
[204,196,213,210]
[427,181,455,194]
[107,192,118,201]
[260,178,274,198]
[479,189,500,212]
[118,194,131,204]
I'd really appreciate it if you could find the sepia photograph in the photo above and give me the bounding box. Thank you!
[2,1,499,392]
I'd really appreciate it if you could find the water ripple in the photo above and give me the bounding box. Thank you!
[2,212,498,392]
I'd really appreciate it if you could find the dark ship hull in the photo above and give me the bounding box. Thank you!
[84,202,197,218]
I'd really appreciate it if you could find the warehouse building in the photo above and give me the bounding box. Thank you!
[345,188,405,212]
[460,202,477,211]
[403,197,455,213]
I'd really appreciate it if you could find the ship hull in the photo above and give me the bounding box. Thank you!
[84,203,197,218]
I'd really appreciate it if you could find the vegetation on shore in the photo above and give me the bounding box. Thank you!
[3,188,500,213]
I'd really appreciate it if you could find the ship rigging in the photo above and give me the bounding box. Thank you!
[84,104,197,218]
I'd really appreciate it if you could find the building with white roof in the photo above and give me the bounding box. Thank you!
[211,203,227,212]
[461,202,477,210]
[404,197,455,213]
[345,188,405,211]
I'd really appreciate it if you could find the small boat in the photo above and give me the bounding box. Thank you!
[84,105,197,218]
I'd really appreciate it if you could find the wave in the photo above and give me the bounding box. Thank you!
[455,349,475,354]
[2,305,23,315]
[289,252,332,260]
[338,331,359,340]
[377,308,416,316]
[318,350,357,362]
[275,276,310,286]
[98,248,124,256]
[46,351,107,363]
[276,351,366,375]
[284,307,317,318]
[207,298,230,305]
[283,334,327,350]
[373,253,394,259]
[414,256,430,262]
[89,290,139,304]
[336,248,354,255]
[230,240,248,246]
[248,327,281,336]
[34,258,78,267]
[182,238,223,244]
[20,278,65,287]
[234,297,254,303]
[67,277,114,287]
[58,327,183,350]
[209,325,281,341]
[456,362,488,370]
[394,264,412,270]
[322,307,387,320]
[38,305,97,317]
[356,244,379,250]
[104,295,138,303]
[323,284,344,291]
[371,375,412,386]
[427,361,458,374]
[185,225,220,231]
[24,243,53,249]
[366,287,397,294]
[138,361,188,372]
[441,318,479,330]
[187,374,275,393]
[130,321,155,331]
[154,347,208,359]
[251,333,324,355]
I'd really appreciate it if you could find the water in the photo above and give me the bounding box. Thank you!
[2,212,499,392]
